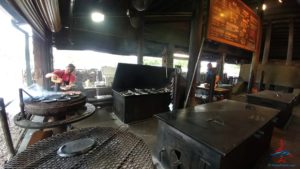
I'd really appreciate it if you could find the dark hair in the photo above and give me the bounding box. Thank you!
[207,62,212,68]
[67,64,75,72]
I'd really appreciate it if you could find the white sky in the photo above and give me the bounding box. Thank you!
[0,7,30,102]
[53,48,137,69]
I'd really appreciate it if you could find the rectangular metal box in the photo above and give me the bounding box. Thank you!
[247,90,296,128]
[112,63,173,123]
[154,100,279,169]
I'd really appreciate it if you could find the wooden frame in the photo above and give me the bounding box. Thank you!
[207,0,259,52]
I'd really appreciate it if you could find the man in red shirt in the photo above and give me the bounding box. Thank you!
[45,64,76,91]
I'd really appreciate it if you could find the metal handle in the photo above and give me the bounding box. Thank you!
[170,149,183,169]
[245,104,256,111]
[199,157,211,168]
[260,100,275,106]
[254,134,261,139]
[257,130,265,135]
[272,117,279,123]
[172,160,182,169]
[254,130,265,139]
[159,148,166,162]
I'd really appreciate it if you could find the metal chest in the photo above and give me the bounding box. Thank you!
[154,100,279,169]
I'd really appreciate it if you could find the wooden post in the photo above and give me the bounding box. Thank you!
[25,34,33,86]
[247,8,263,93]
[208,72,216,102]
[137,14,144,65]
[185,0,204,106]
[33,34,53,89]
[262,22,272,65]
[286,18,294,65]
[167,44,174,68]
[247,50,260,93]
[218,53,226,79]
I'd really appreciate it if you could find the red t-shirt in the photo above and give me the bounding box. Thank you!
[53,70,76,84]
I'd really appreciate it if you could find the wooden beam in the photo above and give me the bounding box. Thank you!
[247,2,263,93]
[167,44,174,68]
[218,53,226,78]
[33,34,53,89]
[262,22,272,65]
[137,14,144,65]
[185,0,204,107]
[72,12,193,22]
[286,18,294,65]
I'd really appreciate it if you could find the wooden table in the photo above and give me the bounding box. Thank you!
[196,83,231,100]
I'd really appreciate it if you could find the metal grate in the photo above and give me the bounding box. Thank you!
[5,127,154,169]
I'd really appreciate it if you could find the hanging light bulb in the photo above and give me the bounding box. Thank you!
[91,12,105,23]
[262,4,267,11]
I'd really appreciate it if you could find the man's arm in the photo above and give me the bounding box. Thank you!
[45,73,53,78]
[61,73,76,90]
[45,73,62,83]
[62,82,75,90]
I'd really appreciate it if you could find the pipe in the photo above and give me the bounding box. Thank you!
[208,73,216,103]
[259,71,264,91]
[173,69,179,109]
[137,13,144,64]
[185,0,205,107]
[0,98,16,157]
[184,38,205,108]
[19,88,26,118]
[132,0,153,11]
[67,0,75,45]
[21,88,35,100]
[5,100,14,107]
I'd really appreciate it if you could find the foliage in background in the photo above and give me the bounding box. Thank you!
[143,56,162,67]
[174,59,188,72]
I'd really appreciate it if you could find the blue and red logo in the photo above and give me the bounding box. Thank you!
[269,139,296,168]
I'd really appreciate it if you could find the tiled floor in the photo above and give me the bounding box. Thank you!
[265,105,300,169]
[15,95,299,169]
[232,95,300,169]
[72,106,159,150]
[77,96,300,168]
[71,98,300,169]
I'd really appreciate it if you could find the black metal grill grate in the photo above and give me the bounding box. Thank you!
[5,127,154,169]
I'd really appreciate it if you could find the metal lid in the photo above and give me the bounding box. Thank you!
[112,63,174,92]
[156,100,279,156]
[57,138,96,157]
[247,90,296,104]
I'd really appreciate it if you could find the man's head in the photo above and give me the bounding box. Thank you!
[207,63,212,70]
[65,64,76,74]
